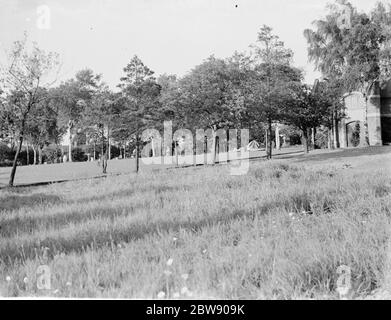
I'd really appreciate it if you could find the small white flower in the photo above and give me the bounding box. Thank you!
[202,249,207,254]
[181,287,189,295]
[23,277,28,284]
[289,212,295,217]
[5,276,11,282]
[157,291,165,299]
[173,292,180,298]
[173,237,178,242]
[181,274,189,281]
[166,258,174,266]
[164,270,172,276]
[66,281,72,287]
[53,289,59,294]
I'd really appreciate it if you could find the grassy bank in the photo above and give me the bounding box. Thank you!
[0,150,390,299]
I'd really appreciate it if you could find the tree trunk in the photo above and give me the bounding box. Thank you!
[193,139,197,167]
[9,135,24,187]
[108,126,111,161]
[38,146,43,165]
[68,122,73,162]
[26,143,29,165]
[204,136,208,166]
[211,126,217,164]
[311,127,316,150]
[102,150,107,174]
[214,136,219,164]
[302,129,309,154]
[333,111,339,149]
[32,145,37,165]
[101,130,107,174]
[275,125,280,151]
[330,123,335,150]
[93,142,96,161]
[266,119,273,160]
[175,142,179,166]
[136,134,140,173]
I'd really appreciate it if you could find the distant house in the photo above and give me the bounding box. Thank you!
[339,80,391,147]
[315,79,391,148]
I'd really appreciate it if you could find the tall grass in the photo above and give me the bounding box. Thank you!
[0,154,390,299]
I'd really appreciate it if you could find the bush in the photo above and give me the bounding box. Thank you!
[72,147,88,162]
[0,143,15,167]
[43,145,62,164]
[315,128,329,149]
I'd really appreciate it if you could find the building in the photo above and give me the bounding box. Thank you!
[313,78,391,148]
[338,80,391,147]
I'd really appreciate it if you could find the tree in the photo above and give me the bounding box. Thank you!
[82,87,116,174]
[54,69,102,162]
[0,37,59,186]
[178,56,242,164]
[282,84,332,153]
[250,25,301,159]
[118,55,161,172]
[25,88,61,164]
[224,52,256,130]
[304,0,391,108]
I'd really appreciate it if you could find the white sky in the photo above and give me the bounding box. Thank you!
[0,0,386,89]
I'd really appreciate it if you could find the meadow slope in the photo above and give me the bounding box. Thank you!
[0,148,390,299]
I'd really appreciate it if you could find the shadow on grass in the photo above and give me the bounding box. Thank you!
[0,204,268,265]
[291,146,391,163]
[0,194,62,212]
[0,185,191,238]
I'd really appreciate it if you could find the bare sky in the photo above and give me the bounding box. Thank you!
[0,0,385,89]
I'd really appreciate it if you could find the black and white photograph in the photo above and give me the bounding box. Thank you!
[0,0,391,305]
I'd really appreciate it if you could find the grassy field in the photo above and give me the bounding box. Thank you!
[0,147,302,188]
[0,147,390,299]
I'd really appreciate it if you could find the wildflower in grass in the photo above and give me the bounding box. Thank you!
[157,291,165,299]
[173,292,180,298]
[202,249,207,254]
[66,281,72,287]
[23,277,28,284]
[181,274,189,281]
[5,276,11,282]
[173,237,178,242]
[166,258,174,266]
[164,270,172,277]
[181,287,189,295]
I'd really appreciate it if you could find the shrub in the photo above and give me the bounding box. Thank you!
[0,143,15,166]
[19,149,35,166]
[43,145,62,164]
[315,128,329,149]
[0,143,12,162]
[72,147,88,162]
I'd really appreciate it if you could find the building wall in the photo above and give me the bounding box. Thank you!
[340,92,367,148]
[381,80,391,144]
[339,79,391,147]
